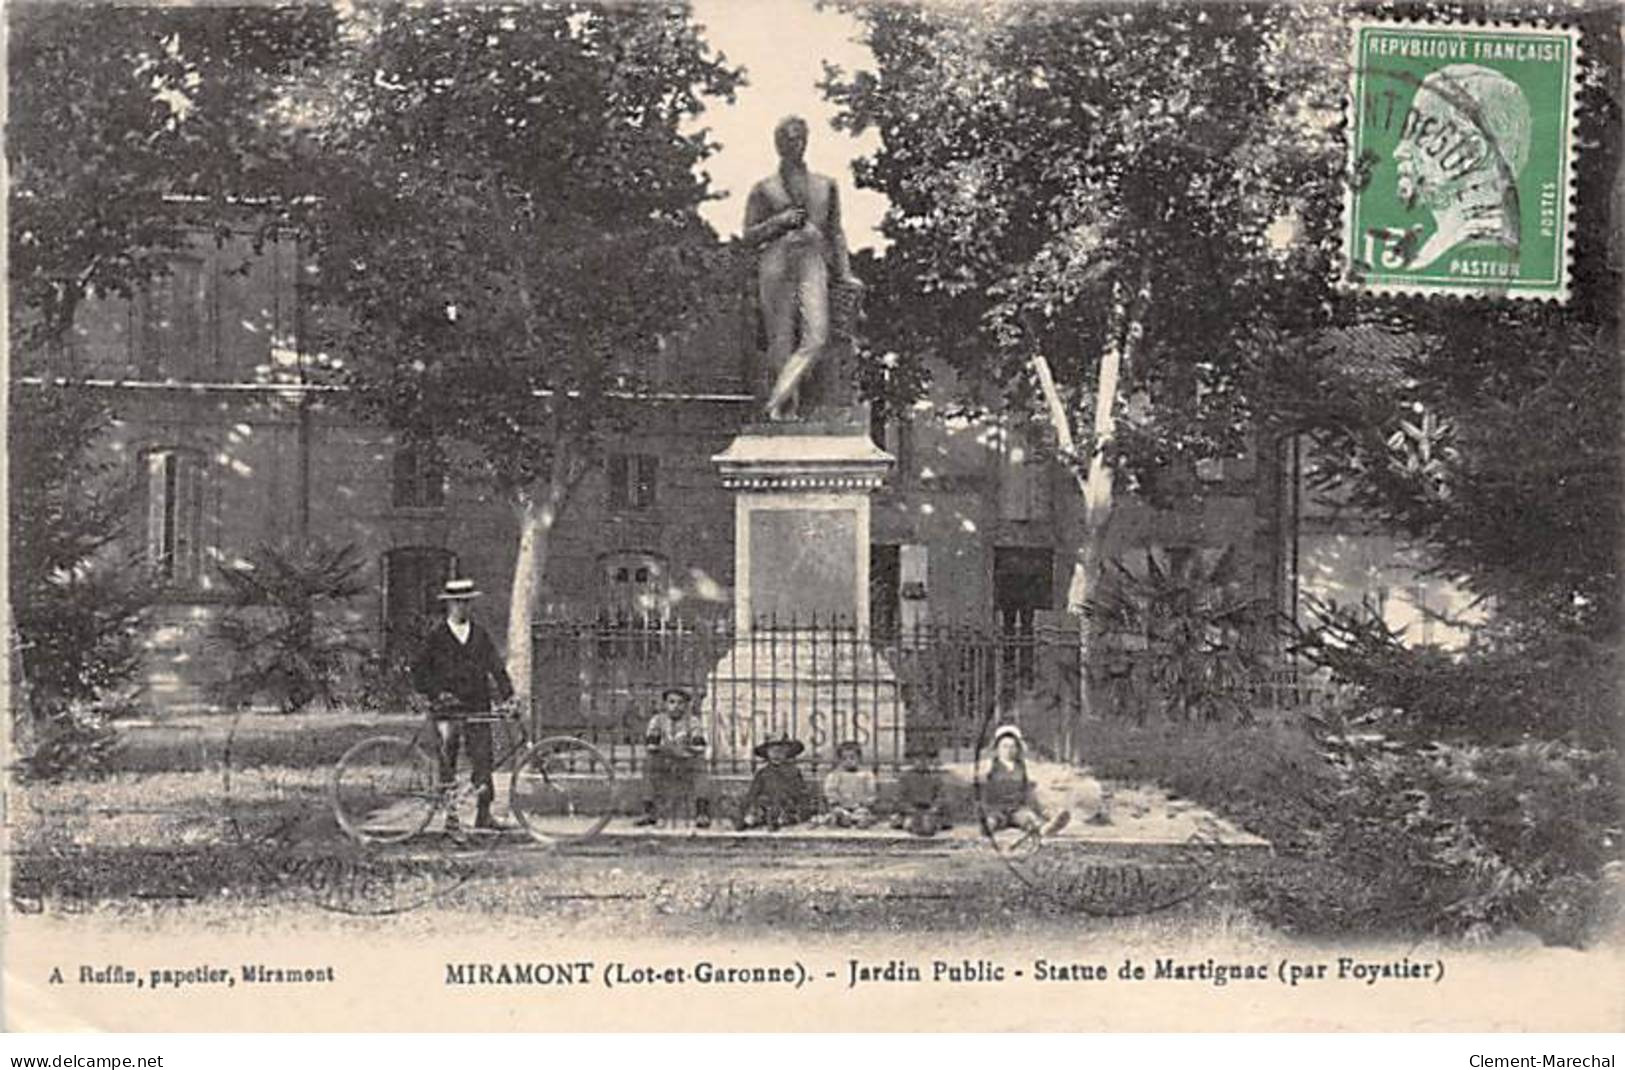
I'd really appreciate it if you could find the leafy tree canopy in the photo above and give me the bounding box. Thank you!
[284,4,744,495]
[7,2,335,352]
[8,4,329,716]
[826,1,1620,640]
[824,2,1342,488]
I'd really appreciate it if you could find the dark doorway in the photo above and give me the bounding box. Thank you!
[994,546,1052,691]
[870,543,900,639]
[994,546,1054,632]
[383,547,458,658]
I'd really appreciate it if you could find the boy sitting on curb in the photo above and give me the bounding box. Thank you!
[633,686,712,828]
[892,736,953,837]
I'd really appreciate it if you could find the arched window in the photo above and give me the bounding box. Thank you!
[598,551,670,625]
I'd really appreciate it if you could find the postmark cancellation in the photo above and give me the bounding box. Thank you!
[1342,19,1581,301]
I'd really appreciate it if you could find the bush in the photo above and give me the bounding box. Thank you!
[15,704,124,783]
[9,384,152,721]
[213,539,371,712]
[1233,855,1392,939]
[1270,599,1624,942]
[1293,597,1619,746]
[1309,726,1620,942]
[13,566,150,716]
[1072,714,1621,943]
[352,647,429,714]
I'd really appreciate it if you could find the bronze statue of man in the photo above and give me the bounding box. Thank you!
[742,115,862,421]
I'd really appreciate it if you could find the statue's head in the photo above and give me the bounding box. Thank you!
[774,115,809,163]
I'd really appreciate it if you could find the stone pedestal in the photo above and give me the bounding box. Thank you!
[716,428,889,632]
[704,426,904,765]
[701,628,908,767]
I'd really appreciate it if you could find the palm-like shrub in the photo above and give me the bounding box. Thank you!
[214,540,371,712]
[1087,545,1270,722]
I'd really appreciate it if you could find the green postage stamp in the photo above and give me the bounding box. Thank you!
[1343,19,1581,301]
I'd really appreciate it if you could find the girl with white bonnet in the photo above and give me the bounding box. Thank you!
[981,724,1070,838]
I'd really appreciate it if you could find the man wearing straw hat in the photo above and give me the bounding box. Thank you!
[412,576,515,836]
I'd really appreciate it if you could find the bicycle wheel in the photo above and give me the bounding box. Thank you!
[332,735,440,844]
[510,736,616,845]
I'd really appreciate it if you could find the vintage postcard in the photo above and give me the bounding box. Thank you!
[5,0,1621,1034]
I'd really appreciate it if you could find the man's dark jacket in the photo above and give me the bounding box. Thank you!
[412,620,514,714]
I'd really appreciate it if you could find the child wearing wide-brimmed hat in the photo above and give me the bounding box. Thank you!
[981,724,1070,838]
[735,734,811,830]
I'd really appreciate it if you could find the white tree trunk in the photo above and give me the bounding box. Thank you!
[1074,297,1133,608]
[504,480,562,710]
[1034,273,1151,733]
[1032,344,1090,758]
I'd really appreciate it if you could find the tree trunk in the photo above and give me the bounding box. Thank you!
[1037,272,1151,736]
[8,620,35,756]
[504,446,588,714]
[504,480,561,712]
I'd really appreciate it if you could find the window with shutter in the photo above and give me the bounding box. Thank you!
[144,448,206,589]
[633,454,657,509]
[607,453,658,511]
[138,259,208,378]
[391,442,446,509]
[607,454,629,510]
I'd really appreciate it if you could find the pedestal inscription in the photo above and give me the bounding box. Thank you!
[748,507,858,622]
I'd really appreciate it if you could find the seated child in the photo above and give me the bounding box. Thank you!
[981,724,1069,837]
[633,686,711,828]
[819,740,879,828]
[736,735,811,830]
[891,738,952,837]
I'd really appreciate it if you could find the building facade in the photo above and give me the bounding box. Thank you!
[26,225,1460,714]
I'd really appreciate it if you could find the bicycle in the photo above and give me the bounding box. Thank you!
[330,709,616,847]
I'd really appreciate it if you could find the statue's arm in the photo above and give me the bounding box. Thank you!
[827,180,857,284]
[743,185,801,248]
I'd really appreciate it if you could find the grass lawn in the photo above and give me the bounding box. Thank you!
[1073,719,1334,850]
[103,708,423,772]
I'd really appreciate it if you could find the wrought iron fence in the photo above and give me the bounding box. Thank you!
[532,613,1339,774]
